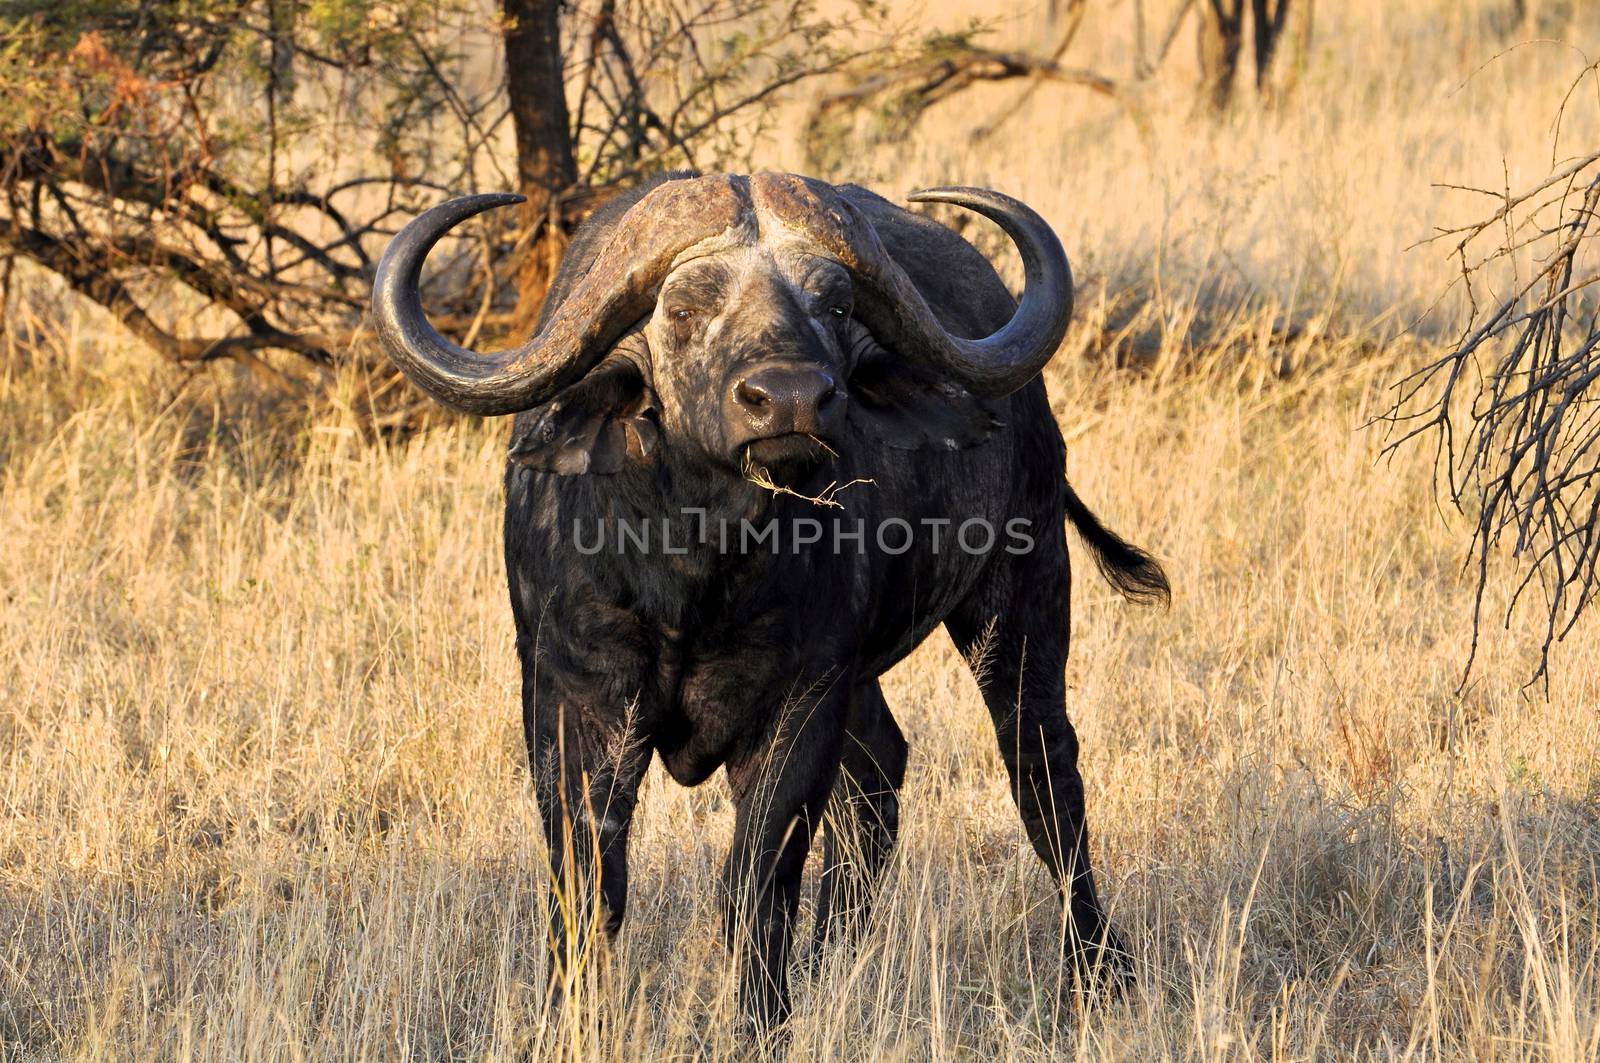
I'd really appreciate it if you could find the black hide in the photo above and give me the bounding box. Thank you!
[500,173,1167,1028]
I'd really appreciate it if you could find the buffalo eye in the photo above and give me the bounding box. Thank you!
[671,308,696,322]
[829,305,848,318]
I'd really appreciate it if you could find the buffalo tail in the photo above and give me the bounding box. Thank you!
[1062,482,1171,607]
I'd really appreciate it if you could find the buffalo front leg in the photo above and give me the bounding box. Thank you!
[523,682,652,1003]
[809,680,907,966]
[946,532,1129,984]
[721,684,847,1029]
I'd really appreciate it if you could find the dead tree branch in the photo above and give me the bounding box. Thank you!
[803,23,1139,171]
[1380,144,1600,685]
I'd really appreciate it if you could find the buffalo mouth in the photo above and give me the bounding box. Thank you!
[741,432,837,483]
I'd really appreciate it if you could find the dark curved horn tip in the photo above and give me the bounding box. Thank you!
[907,186,1030,211]
[375,193,528,281]
[375,191,526,297]
[907,186,979,203]
[424,191,526,221]
[892,183,1073,399]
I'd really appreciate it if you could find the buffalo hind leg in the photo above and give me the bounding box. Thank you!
[722,684,847,1030]
[524,686,651,1004]
[946,537,1130,986]
[809,680,907,966]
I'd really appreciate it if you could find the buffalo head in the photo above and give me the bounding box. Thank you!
[370,173,1073,479]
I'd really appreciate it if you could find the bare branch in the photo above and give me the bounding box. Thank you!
[0,221,342,364]
[1379,144,1600,686]
[805,38,1136,168]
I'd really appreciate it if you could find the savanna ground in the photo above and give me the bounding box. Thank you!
[4,0,1600,1058]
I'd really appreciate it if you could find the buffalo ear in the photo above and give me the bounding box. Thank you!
[847,352,1003,451]
[507,359,659,474]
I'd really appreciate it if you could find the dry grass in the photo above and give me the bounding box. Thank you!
[4,0,1600,1058]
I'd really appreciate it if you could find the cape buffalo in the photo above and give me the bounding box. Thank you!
[371,171,1168,1028]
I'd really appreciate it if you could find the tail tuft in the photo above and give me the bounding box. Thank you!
[1063,482,1170,607]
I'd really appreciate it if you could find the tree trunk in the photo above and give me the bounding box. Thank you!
[1196,0,1245,113]
[502,0,577,336]
[1198,0,1313,112]
[1251,0,1312,103]
[1250,0,1283,92]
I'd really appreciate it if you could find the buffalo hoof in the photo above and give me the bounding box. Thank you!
[1063,924,1136,1001]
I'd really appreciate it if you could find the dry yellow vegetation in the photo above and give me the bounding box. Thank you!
[3,1,1599,1058]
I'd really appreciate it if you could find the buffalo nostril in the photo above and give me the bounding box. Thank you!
[735,379,773,408]
[728,363,839,437]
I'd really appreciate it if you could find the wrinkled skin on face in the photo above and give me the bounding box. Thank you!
[647,244,855,471]
[374,172,1170,1031]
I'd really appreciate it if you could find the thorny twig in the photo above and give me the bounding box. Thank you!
[741,446,875,509]
[1380,73,1600,686]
